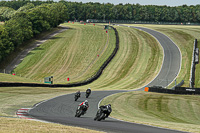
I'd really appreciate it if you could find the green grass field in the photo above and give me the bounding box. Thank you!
[1,23,200,132]
[101,91,200,133]
[0,23,162,116]
[12,23,116,84]
[0,117,102,133]
[83,25,163,90]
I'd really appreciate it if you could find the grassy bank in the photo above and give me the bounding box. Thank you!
[83,25,163,90]
[0,117,102,133]
[126,24,200,87]
[2,23,198,133]
[12,23,115,84]
[0,73,38,83]
[101,91,200,133]
[1,23,162,90]
[0,23,163,132]
[0,23,163,116]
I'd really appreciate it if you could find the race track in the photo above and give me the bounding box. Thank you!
[29,26,183,133]
[132,26,181,90]
[29,91,185,133]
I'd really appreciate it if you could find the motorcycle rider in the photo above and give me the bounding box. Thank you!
[99,104,112,119]
[75,90,81,97]
[86,88,91,97]
[78,100,89,114]
[74,91,81,101]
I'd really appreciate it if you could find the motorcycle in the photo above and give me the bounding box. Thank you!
[75,105,88,117]
[94,106,111,121]
[74,92,80,101]
[85,89,91,98]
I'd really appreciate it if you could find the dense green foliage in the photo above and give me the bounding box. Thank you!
[1,0,200,23]
[0,2,68,62]
[1,0,200,63]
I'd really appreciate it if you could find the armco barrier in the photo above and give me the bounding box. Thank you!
[145,86,200,95]
[0,26,119,88]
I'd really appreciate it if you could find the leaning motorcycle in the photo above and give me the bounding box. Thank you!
[85,90,91,98]
[74,93,80,101]
[75,105,88,117]
[94,107,111,121]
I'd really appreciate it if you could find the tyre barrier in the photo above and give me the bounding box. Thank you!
[145,86,200,95]
[0,26,119,88]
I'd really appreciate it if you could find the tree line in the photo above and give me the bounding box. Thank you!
[1,0,200,63]
[0,2,68,63]
[1,1,200,23]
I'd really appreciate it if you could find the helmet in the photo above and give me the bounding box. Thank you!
[84,100,88,105]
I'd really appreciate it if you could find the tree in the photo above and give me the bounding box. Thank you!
[0,25,14,62]
[5,12,33,47]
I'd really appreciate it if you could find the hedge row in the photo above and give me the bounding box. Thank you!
[0,26,119,88]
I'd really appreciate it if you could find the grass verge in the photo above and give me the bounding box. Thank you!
[101,91,200,133]
[0,86,102,133]
[0,117,102,133]
[12,23,115,84]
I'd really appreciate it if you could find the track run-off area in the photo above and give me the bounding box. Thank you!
[27,24,185,133]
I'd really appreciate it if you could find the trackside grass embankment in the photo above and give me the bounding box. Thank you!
[12,23,116,84]
[0,117,103,133]
[0,73,38,83]
[83,25,163,90]
[101,91,200,133]
[126,24,200,88]
[0,23,163,132]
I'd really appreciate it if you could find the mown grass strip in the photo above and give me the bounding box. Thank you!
[83,26,163,90]
[12,23,115,84]
[101,91,200,133]
[0,117,102,133]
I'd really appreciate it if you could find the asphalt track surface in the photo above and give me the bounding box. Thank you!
[29,26,184,133]
[132,26,181,90]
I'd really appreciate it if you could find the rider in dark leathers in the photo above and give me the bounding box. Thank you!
[75,91,81,97]
[74,91,81,101]
[85,88,91,98]
[99,104,112,119]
